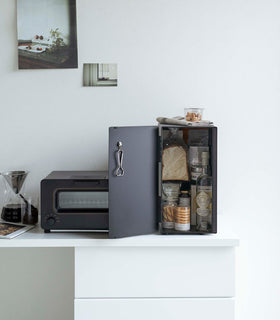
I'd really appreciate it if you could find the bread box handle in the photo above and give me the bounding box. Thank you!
[115,141,125,177]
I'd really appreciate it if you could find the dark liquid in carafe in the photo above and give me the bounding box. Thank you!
[1,204,22,223]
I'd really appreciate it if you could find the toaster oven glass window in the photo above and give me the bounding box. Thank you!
[58,191,108,209]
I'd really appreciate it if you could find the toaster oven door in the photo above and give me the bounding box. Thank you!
[52,189,109,230]
[56,190,108,211]
[108,126,158,238]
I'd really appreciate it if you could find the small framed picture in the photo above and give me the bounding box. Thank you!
[83,63,118,87]
[0,222,34,239]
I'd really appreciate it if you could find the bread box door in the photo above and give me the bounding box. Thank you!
[108,126,158,238]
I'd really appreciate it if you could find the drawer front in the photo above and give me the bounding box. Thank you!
[75,246,235,298]
[75,298,235,320]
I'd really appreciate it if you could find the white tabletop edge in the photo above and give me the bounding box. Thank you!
[0,227,239,248]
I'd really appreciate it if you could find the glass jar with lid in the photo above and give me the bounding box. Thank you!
[162,183,180,229]
[175,182,190,231]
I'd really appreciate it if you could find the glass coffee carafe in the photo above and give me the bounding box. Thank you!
[1,171,38,224]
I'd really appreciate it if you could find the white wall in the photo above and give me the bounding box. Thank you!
[1,0,280,319]
[17,0,71,43]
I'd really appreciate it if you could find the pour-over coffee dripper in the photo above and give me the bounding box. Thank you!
[1,171,28,223]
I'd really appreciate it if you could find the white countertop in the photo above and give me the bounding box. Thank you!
[0,226,239,248]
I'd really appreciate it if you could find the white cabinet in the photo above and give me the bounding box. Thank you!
[74,234,238,320]
[0,228,239,320]
[75,298,235,320]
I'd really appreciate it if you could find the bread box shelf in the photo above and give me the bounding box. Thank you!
[158,124,217,235]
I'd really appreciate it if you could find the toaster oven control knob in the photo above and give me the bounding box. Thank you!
[46,217,56,226]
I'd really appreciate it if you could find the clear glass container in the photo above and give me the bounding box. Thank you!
[162,183,180,229]
[174,181,191,231]
[162,200,177,229]
[175,197,190,231]
[196,152,212,232]
[1,171,28,223]
[184,107,204,122]
[162,182,180,201]
[188,146,210,167]
[1,171,38,225]
[190,165,203,228]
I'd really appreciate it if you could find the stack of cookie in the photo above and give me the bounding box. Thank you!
[175,207,190,231]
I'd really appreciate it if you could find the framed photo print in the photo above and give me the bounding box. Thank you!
[17,0,78,69]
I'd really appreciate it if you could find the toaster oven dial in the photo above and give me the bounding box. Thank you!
[46,217,56,226]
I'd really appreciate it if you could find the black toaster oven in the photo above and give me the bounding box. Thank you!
[41,171,108,232]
